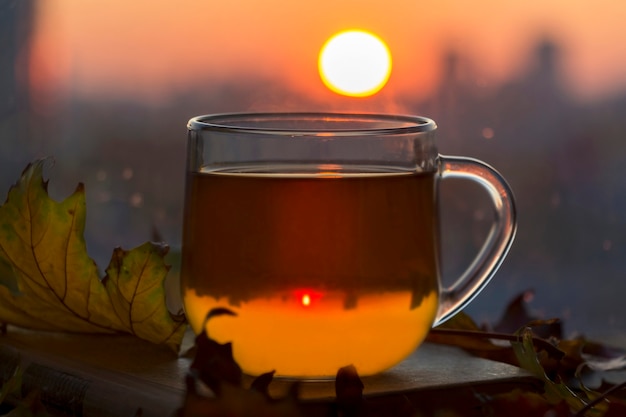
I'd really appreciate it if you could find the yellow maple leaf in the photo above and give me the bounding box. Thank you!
[0,159,186,351]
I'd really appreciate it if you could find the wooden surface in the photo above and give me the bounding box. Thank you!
[0,327,541,417]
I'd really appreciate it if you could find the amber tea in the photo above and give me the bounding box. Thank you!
[181,167,440,377]
[182,112,516,379]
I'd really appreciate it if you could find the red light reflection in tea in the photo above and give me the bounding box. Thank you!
[293,289,323,307]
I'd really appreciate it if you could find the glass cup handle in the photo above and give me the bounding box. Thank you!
[434,155,517,326]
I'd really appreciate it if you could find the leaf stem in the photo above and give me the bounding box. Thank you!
[429,328,564,358]
[573,381,626,417]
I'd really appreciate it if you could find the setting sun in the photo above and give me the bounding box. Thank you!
[318,30,392,97]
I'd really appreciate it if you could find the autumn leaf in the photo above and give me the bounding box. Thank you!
[511,327,605,416]
[0,159,186,351]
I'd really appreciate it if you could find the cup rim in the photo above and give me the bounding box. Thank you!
[187,112,436,136]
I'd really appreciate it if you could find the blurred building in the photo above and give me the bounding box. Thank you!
[0,0,35,186]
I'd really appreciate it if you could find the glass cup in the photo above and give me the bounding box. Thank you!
[181,112,516,378]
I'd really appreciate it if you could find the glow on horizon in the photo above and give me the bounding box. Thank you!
[28,0,626,104]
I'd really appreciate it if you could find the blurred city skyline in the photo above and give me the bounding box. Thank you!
[26,0,626,110]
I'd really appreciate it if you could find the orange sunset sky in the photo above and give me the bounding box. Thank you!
[29,0,626,106]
